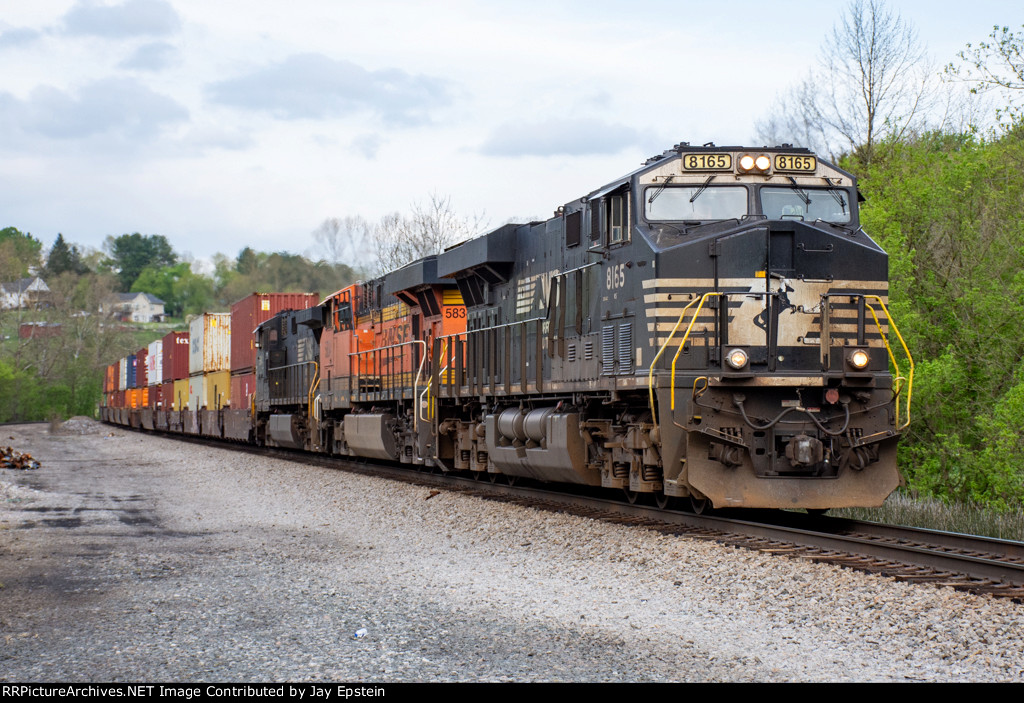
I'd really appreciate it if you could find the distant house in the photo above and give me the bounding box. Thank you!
[103,292,165,323]
[19,321,62,339]
[0,277,50,310]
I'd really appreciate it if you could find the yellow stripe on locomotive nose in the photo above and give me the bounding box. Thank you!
[755,270,766,278]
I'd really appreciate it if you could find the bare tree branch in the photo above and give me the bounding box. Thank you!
[755,0,932,164]
[371,194,487,276]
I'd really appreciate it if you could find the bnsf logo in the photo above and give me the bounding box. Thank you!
[382,324,410,346]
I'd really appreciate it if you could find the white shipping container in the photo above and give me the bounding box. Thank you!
[118,358,127,391]
[188,374,203,411]
[189,313,231,374]
[147,339,163,384]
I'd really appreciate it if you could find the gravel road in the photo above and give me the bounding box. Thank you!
[1,419,1022,682]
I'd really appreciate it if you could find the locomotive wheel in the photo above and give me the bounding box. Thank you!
[623,489,640,505]
[689,495,709,515]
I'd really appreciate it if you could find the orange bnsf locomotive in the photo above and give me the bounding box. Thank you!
[103,143,913,512]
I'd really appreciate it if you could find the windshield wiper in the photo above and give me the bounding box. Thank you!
[648,174,675,204]
[690,175,715,203]
[787,176,811,205]
[828,188,847,214]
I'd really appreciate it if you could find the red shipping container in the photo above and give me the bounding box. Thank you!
[162,331,190,383]
[161,382,174,411]
[136,347,148,388]
[148,384,162,409]
[230,292,320,374]
[230,372,256,410]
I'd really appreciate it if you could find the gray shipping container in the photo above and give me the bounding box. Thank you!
[189,313,231,374]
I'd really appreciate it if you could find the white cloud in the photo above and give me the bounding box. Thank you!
[118,41,178,71]
[0,28,42,48]
[0,77,188,142]
[63,0,182,39]
[205,53,450,126]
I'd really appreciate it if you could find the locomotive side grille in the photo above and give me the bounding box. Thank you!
[617,322,632,374]
[601,326,615,375]
[567,343,577,363]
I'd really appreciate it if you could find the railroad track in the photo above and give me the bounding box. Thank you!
[145,428,1024,601]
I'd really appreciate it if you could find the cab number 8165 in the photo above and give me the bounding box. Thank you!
[606,263,626,290]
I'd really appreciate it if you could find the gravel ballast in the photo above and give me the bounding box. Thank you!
[0,420,1022,682]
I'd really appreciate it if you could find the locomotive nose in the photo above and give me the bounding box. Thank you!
[784,434,824,467]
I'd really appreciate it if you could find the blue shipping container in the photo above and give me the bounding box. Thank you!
[127,354,137,389]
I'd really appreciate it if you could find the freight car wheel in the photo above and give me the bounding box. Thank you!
[689,496,709,515]
[623,489,640,505]
[655,493,673,510]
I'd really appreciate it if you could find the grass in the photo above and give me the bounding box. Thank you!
[829,491,1024,542]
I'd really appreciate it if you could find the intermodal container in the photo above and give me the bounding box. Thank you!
[230,372,256,410]
[148,384,162,409]
[173,379,190,411]
[147,339,163,384]
[136,348,148,388]
[161,381,174,410]
[105,364,117,394]
[162,331,190,383]
[230,292,320,374]
[119,358,127,391]
[127,355,137,389]
[189,313,231,374]
[188,374,203,411]
[203,371,231,411]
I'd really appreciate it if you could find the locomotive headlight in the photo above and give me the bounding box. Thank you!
[726,348,749,370]
[847,348,870,369]
[738,154,771,173]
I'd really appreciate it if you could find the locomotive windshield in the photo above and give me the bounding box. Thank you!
[760,186,851,223]
[644,186,747,221]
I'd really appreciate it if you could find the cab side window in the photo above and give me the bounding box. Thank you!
[608,192,628,244]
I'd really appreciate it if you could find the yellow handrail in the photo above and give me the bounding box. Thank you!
[670,292,723,410]
[647,295,708,429]
[307,362,319,420]
[420,338,449,423]
[863,295,914,430]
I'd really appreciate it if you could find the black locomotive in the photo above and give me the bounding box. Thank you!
[106,143,913,512]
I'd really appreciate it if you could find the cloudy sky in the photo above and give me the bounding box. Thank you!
[0,0,1015,266]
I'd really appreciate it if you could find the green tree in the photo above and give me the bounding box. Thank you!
[45,233,89,276]
[0,226,43,280]
[854,127,1024,508]
[105,233,176,291]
